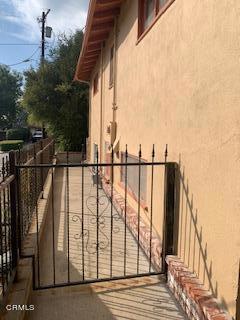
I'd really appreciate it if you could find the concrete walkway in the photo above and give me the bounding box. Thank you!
[25,167,187,320]
[25,276,187,320]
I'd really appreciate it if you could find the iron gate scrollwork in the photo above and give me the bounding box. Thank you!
[72,193,121,255]
[16,144,179,290]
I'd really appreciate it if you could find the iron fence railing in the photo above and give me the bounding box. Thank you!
[17,138,55,239]
[0,138,55,306]
[0,155,9,184]
[0,153,16,303]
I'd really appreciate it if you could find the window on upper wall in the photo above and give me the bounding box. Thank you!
[144,0,155,30]
[109,46,114,88]
[93,73,98,95]
[138,0,173,38]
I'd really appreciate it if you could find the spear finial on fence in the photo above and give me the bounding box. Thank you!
[110,144,113,162]
[164,144,168,163]
[96,145,99,162]
[125,144,128,161]
[152,144,155,160]
[139,144,142,159]
[81,143,84,162]
[179,153,181,169]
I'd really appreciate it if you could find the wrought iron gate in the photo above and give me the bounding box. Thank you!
[17,146,179,290]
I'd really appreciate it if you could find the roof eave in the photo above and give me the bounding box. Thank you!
[75,0,124,82]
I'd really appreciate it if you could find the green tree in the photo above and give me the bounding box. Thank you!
[23,30,89,151]
[0,65,22,129]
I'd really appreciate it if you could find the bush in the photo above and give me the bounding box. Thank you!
[0,140,24,151]
[6,128,30,142]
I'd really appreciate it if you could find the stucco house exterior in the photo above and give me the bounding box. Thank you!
[75,1,240,319]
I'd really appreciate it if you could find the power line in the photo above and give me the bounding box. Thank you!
[0,14,22,18]
[28,46,40,59]
[5,59,34,67]
[1,46,40,67]
[0,43,39,46]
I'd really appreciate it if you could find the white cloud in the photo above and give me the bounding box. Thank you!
[4,0,89,41]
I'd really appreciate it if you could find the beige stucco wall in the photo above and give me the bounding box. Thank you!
[88,0,240,317]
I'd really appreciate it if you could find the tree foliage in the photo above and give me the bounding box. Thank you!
[0,65,22,129]
[23,31,89,151]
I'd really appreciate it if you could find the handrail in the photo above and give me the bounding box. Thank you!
[17,161,175,169]
[21,139,54,166]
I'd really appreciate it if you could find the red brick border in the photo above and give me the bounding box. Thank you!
[166,256,232,320]
[101,179,162,271]
[100,176,232,320]
[8,165,233,319]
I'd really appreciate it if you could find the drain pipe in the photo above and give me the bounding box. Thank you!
[112,17,118,144]
[100,42,104,164]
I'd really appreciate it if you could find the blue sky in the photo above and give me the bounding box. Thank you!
[0,0,89,73]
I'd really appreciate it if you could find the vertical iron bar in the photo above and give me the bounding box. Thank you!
[96,146,99,279]
[16,167,22,256]
[32,255,36,290]
[0,189,5,294]
[124,145,128,276]
[1,155,4,193]
[2,158,8,286]
[7,176,12,275]
[149,145,155,273]
[48,140,51,163]
[81,144,84,163]
[137,145,142,274]
[18,147,21,165]
[66,149,70,283]
[81,156,85,281]
[40,140,44,199]
[5,157,11,275]
[27,165,30,234]
[17,148,22,246]
[110,145,114,277]
[162,144,168,273]
[34,145,40,287]
[51,167,56,285]
[9,151,17,271]
[53,140,55,160]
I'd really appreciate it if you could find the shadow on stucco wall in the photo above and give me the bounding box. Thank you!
[177,160,229,312]
[236,262,240,320]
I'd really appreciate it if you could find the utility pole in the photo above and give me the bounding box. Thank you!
[38,9,50,139]
[40,9,50,64]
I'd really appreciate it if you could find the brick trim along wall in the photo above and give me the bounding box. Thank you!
[166,256,232,320]
[100,177,232,320]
